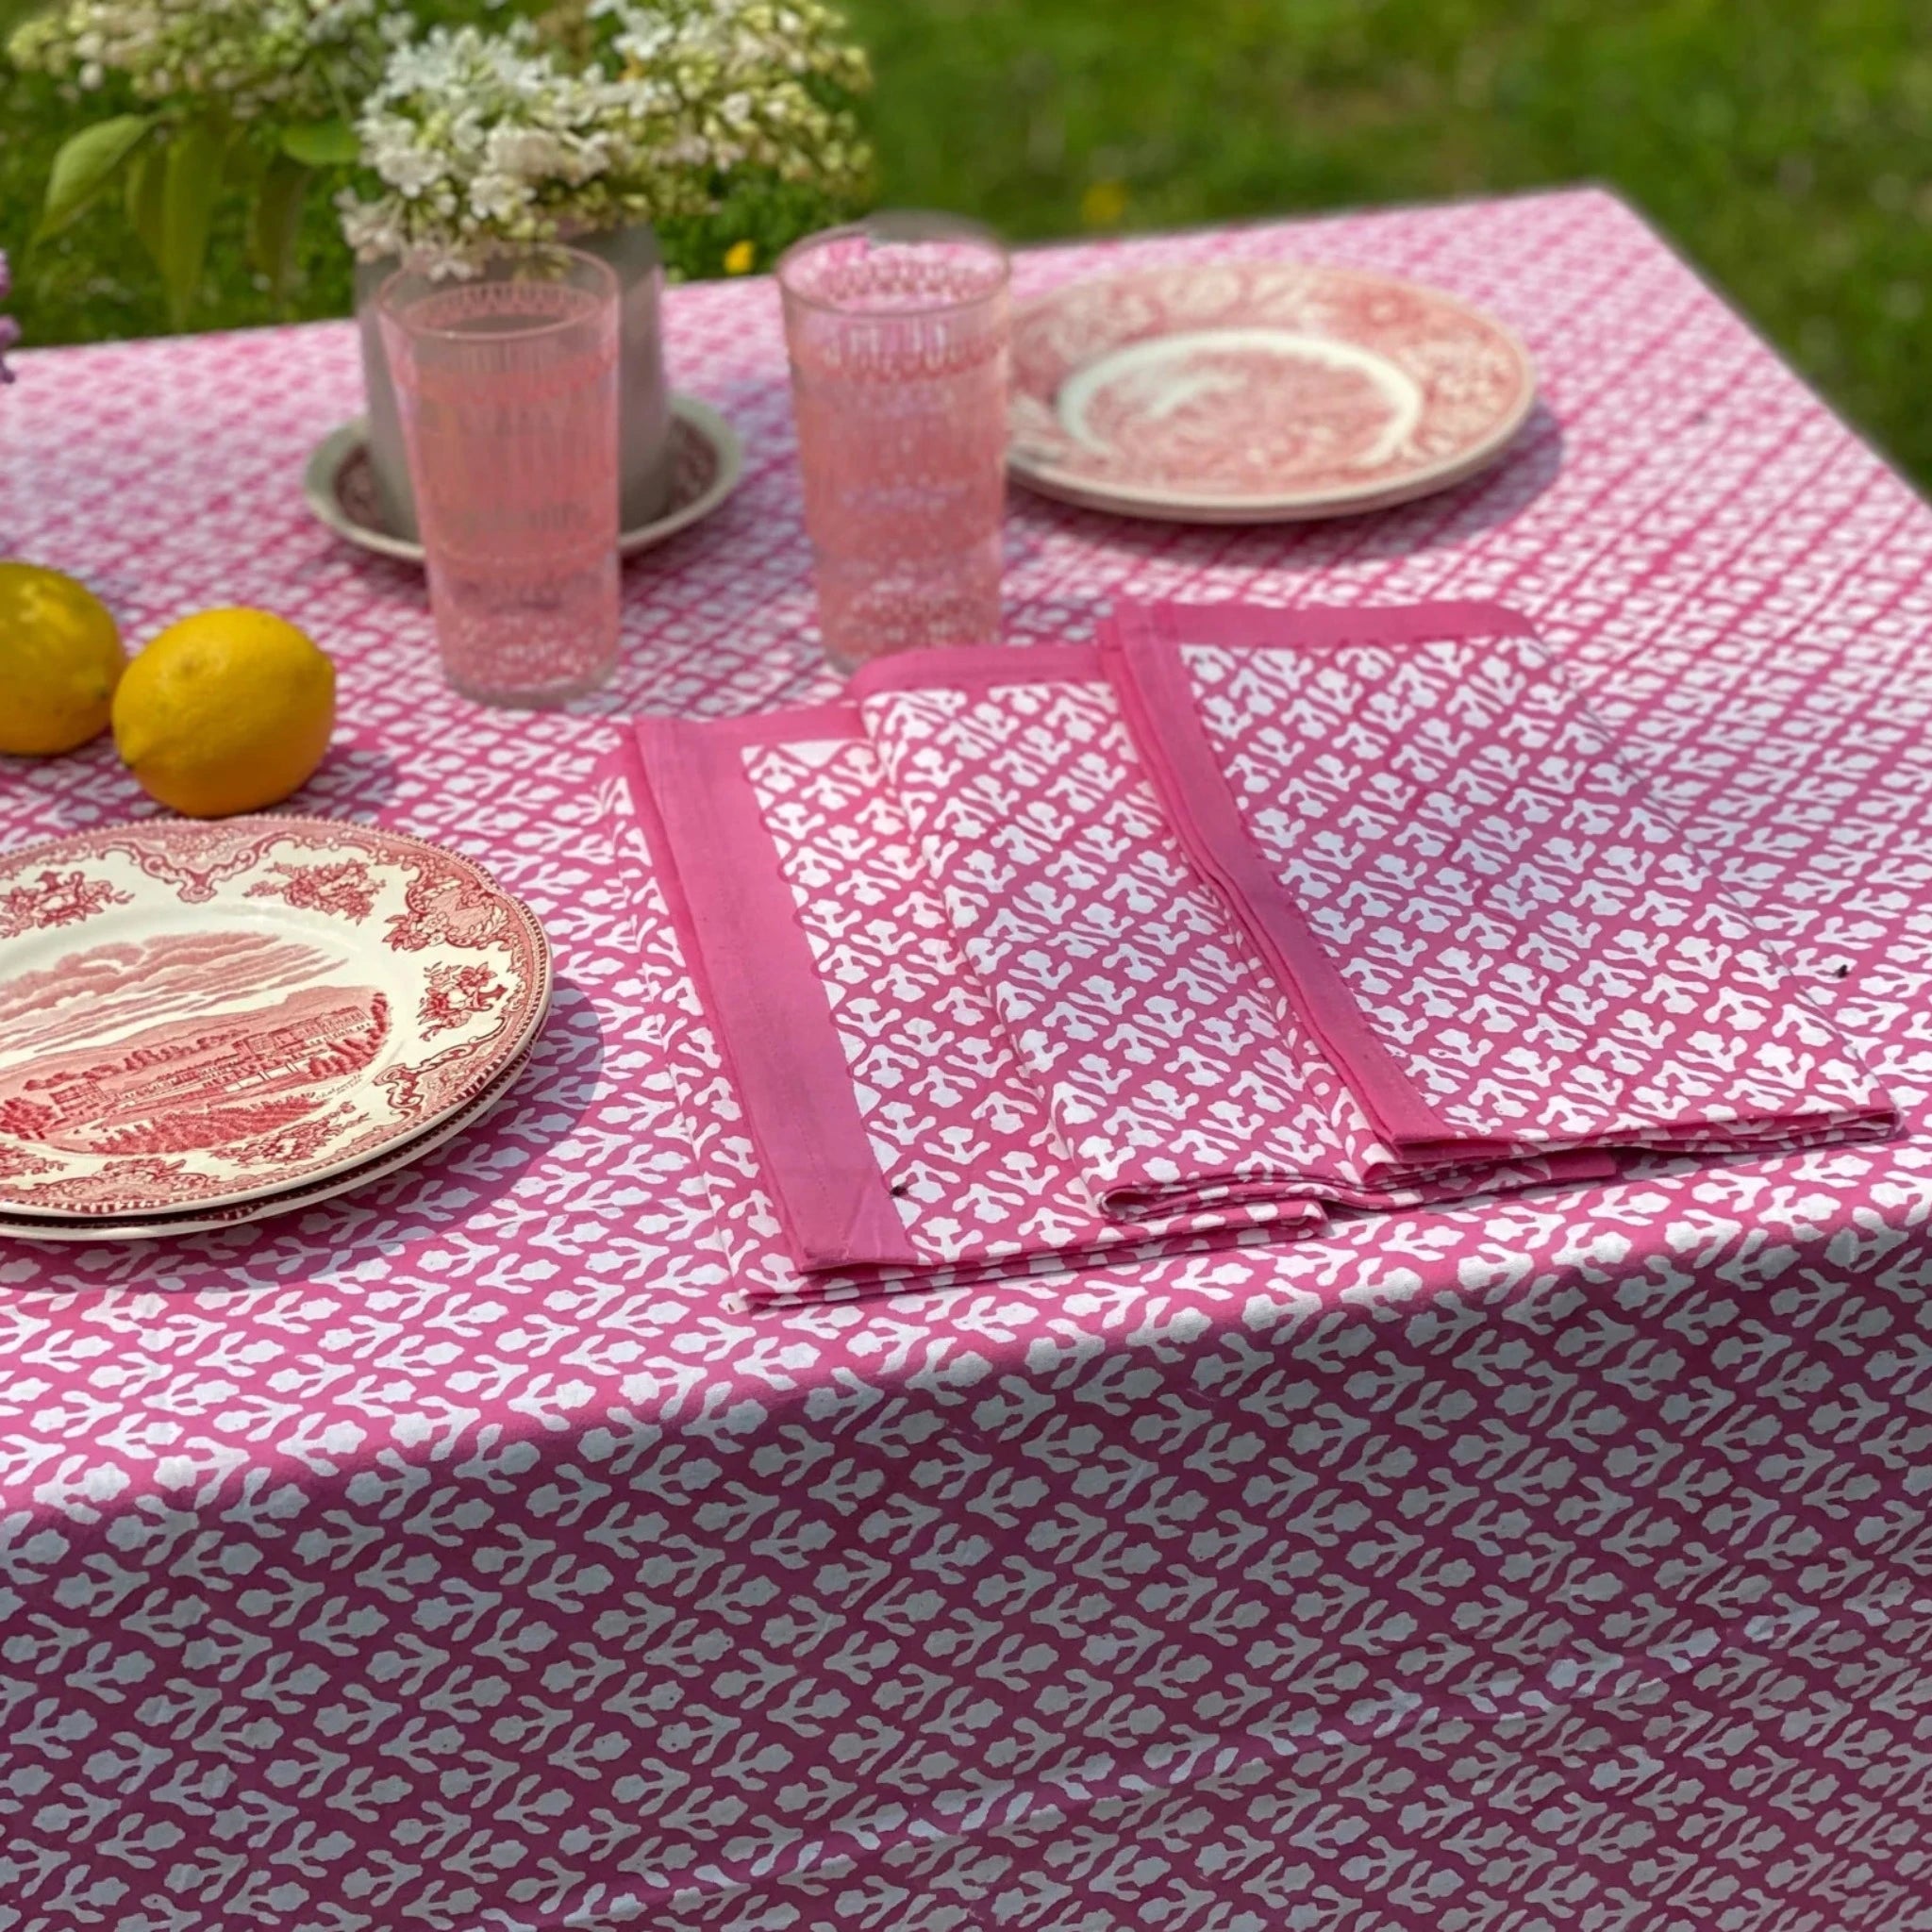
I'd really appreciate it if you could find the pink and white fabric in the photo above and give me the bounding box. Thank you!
[1102,598,1899,1159]
[854,650,1462,1214]
[849,617,1889,1237]
[630,624,1693,1292]
[617,711,1317,1301]
[7,191,1932,1932]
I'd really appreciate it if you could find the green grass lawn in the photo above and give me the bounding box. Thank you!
[6,0,1931,484]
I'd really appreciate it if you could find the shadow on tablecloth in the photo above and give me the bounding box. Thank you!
[1005,399,1569,576]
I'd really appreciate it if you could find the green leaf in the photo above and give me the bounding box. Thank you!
[222,130,268,191]
[36,115,153,242]
[279,120,360,167]
[249,154,310,308]
[124,142,168,272]
[159,118,225,330]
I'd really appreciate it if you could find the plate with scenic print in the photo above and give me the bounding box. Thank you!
[0,818,550,1218]
[0,1042,534,1242]
[1008,262,1537,523]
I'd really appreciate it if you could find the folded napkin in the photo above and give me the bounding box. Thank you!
[618,597,1891,1302]
[614,711,1320,1305]
[851,643,1614,1219]
[1097,599,1897,1161]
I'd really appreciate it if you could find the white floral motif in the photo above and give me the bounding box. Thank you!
[1179,629,1891,1148]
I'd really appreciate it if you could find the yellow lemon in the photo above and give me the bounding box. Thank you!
[113,608,336,818]
[0,561,125,756]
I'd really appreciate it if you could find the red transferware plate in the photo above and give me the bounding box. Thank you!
[0,1044,532,1242]
[0,817,550,1217]
[1008,261,1536,522]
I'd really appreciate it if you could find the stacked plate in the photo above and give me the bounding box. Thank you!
[0,818,550,1242]
[1007,261,1537,523]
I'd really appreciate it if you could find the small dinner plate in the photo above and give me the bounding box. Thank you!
[0,818,550,1218]
[1008,261,1537,524]
[0,1043,532,1242]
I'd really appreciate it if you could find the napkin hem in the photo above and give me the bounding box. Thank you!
[1101,600,1535,1161]
[849,641,1103,699]
[625,711,920,1274]
[1112,597,1541,653]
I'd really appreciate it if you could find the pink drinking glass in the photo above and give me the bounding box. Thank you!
[378,248,621,707]
[778,212,1010,675]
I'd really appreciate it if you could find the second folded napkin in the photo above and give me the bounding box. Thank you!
[1098,599,1895,1163]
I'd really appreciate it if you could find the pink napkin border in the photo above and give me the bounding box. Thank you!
[623,712,920,1272]
[1099,601,1540,1161]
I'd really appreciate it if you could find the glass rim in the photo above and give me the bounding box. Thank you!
[775,210,1010,318]
[377,243,620,346]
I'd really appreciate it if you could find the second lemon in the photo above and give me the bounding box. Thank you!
[113,608,336,818]
[0,561,125,756]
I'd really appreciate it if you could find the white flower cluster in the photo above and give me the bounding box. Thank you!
[592,0,871,187]
[339,0,871,276]
[7,0,393,123]
[339,22,664,273]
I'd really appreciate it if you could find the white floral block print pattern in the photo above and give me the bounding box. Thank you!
[5,190,1932,1932]
[857,672,1486,1213]
[741,730,1318,1273]
[1158,617,1892,1151]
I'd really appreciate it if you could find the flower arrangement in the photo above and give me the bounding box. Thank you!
[336,23,663,275]
[340,0,872,278]
[7,0,871,323]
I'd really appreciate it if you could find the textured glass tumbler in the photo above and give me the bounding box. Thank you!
[379,248,621,707]
[778,213,1010,675]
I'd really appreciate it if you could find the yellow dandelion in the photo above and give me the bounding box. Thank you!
[1080,180,1129,228]
[723,240,756,275]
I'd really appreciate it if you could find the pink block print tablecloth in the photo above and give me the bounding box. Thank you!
[4,191,1932,1932]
